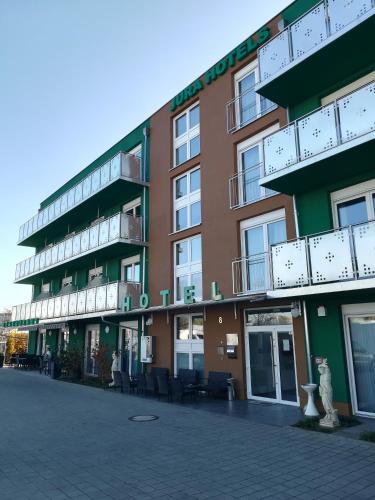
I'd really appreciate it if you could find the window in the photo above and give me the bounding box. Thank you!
[175,314,204,381]
[233,61,276,130]
[88,266,103,283]
[41,283,50,293]
[174,235,202,303]
[62,276,73,288]
[121,256,140,283]
[174,167,201,231]
[128,144,142,160]
[173,103,200,167]
[321,71,375,106]
[331,179,375,228]
[59,328,70,352]
[240,210,286,292]
[122,197,141,217]
[235,126,279,207]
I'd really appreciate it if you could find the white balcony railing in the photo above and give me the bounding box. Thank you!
[233,220,375,295]
[15,213,142,282]
[226,86,277,133]
[262,80,375,178]
[229,163,277,209]
[11,281,138,322]
[18,152,143,244]
[258,0,374,84]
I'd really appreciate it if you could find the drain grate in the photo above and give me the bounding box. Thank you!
[128,415,159,422]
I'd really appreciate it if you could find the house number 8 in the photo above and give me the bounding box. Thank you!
[218,316,223,324]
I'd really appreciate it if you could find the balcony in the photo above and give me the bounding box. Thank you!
[259,80,375,194]
[232,221,375,298]
[18,152,147,248]
[14,213,144,284]
[229,163,277,209]
[256,0,375,106]
[10,281,140,324]
[226,86,276,133]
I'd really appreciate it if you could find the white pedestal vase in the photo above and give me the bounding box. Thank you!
[301,383,319,417]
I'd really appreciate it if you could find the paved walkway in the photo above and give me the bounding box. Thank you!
[1,369,375,500]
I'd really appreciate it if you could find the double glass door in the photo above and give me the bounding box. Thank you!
[246,325,298,404]
[119,322,138,377]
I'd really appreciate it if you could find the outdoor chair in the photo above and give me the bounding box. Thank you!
[121,372,137,394]
[171,377,195,403]
[145,373,156,396]
[157,375,171,402]
[200,371,232,398]
[178,368,198,386]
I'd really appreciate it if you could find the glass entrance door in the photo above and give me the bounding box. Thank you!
[119,321,139,377]
[246,326,298,405]
[85,325,100,376]
[345,314,375,416]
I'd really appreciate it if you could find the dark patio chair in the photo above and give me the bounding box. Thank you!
[145,373,156,396]
[121,372,137,394]
[136,373,146,395]
[171,378,195,403]
[200,371,232,398]
[157,375,171,401]
[178,368,198,386]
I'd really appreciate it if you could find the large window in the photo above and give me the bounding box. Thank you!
[174,235,202,303]
[331,179,375,228]
[233,61,275,130]
[175,314,204,381]
[173,103,200,167]
[174,167,201,231]
[241,210,286,292]
[121,256,140,283]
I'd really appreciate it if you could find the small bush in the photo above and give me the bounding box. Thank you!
[360,431,375,443]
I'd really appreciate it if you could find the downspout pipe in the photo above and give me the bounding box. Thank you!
[293,194,313,384]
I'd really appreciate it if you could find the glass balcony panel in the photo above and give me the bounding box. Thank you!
[29,256,35,274]
[54,199,61,217]
[47,298,55,318]
[25,303,31,320]
[72,234,81,256]
[30,302,36,319]
[57,241,65,262]
[338,81,375,143]
[77,290,87,314]
[67,189,75,209]
[74,183,83,204]
[15,305,20,321]
[35,302,42,318]
[109,214,120,239]
[328,0,373,34]
[297,103,338,160]
[37,213,43,229]
[20,304,26,320]
[48,204,54,222]
[122,154,141,181]
[89,224,99,249]
[110,154,121,179]
[120,214,141,240]
[86,288,96,312]
[64,238,73,259]
[309,228,354,284]
[39,251,46,269]
[60,193,68,213]
[68,293,78,315]
[42,209,48,226]
[34,254,40,272]
[291,3,327,60]
[24,258,30,276]
[82,176,91,199]
[264,124,298,175]
[106,282,118,309]
[259,30,290,81]
[91,170,101,193]
[61,295,69,316]
[32,215,38,232]
[80,229,89,252]
[271,240,309,288]
[99,219,109,245]
[41,300,48,319]
[54,296,62,317]
[15,263,20,280]
[95,285,107,311]
[45,248,52,267]
[19,225,24,242]
[19,260,25,278]
[51,245,58,264]
[100,162,110,187]
[353,221,375,278]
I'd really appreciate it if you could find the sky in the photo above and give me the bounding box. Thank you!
[0,0,292,312]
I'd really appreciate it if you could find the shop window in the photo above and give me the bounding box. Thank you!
[173,167,201,231]
[174,314,204,381]
[174,235,202,303]
[173,103,200,167]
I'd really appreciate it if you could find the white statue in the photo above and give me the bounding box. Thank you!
[108,351,120,387]
[318,359,340,428]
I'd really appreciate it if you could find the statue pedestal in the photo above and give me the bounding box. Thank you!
[319,409,340,428]
[301,383,319,418]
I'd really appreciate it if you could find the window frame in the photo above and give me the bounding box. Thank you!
[174,313,204,377]
[121,255,141,283]
[88,266,103,282]
[173,166,201,232]
[174,234,202,304]
[122,197,141,217]
[173,102,200,168]
[331,179,375,229]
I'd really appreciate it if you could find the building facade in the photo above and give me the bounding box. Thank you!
[5,0,375,416]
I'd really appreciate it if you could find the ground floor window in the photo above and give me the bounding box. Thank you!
[119,321,139,377]
[36,330,46,355]
[85,325,100,376]
[58,328,69,353]
[174,314,204,381]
